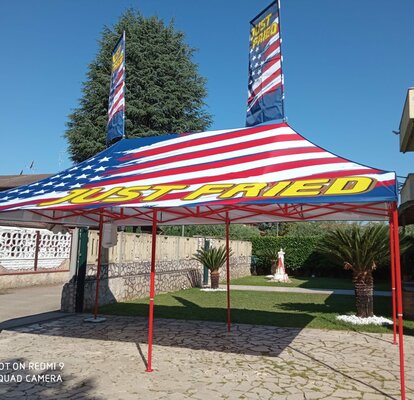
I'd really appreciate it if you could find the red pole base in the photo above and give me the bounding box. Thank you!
[145,368,153,373]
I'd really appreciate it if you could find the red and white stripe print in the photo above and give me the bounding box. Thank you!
[247,24,282,110]
[108,69,125,121]
[0,123,396,211]
[95,124,393,197]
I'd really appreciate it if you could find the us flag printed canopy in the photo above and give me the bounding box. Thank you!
[0,123,397,227]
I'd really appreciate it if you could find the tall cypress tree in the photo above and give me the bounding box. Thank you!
[65,10,212,163]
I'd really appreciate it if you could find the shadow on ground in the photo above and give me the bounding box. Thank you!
[1,295,409,400]
[278,295,414,336]
[8,298,313,358]
[0,357,100,400]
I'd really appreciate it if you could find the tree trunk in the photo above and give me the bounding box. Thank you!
[210,271,220,289]
[353,272,374,318]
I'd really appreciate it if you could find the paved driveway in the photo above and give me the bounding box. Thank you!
[0,315,412,399]
[0,284,64,321]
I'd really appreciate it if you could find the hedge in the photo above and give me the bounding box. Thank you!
[251,236,324,275]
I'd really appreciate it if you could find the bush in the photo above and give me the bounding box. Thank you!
[252,236,324,275]
[162,224,260,241]
[251,229,408,279]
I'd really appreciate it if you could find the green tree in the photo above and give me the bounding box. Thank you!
[318,223,397,318]
[257,222,289,236]
[257,222,349,237]
[284,221,352,237]
[65,9,212,163]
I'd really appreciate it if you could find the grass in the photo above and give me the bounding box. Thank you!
[100,288,414,335]
[230,275,391,291]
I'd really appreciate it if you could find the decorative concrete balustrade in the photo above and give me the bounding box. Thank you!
[0,226,71,272]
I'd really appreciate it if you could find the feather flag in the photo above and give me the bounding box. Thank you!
[106,32,126,146]
[246,1,284,127]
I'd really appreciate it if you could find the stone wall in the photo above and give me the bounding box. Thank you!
[61,232,252,312]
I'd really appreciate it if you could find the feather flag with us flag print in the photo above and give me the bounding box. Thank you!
[246,1,284,127]
[106,32,126,146]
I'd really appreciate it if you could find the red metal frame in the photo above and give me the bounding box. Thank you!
[226,212,231,333]
[146,208,158,373]
[391,203,406,400]
[4,199,405,399]
[141,201,406,400]
[19,201,390,227]
[388,209,398,345]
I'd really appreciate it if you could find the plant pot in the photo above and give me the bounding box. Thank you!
[210,271,220,289]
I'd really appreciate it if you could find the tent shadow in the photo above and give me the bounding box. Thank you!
[3,298,406,399]
[278,294,414,337]
[4,302,404,399]
[8,296,315,359]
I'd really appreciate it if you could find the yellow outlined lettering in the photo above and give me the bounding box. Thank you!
[102,186,151,203]
[262,181,291,197]
[70,188,122,204]
[324,177,375,195]
[39,189,91,206]
[279,179,330,197]
[142,185,188,201]
[219,183,267,199]
[37,177,377,207]
[183,184,233,201]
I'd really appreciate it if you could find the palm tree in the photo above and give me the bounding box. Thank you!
[193,246,232,289]
[318,223,390,318]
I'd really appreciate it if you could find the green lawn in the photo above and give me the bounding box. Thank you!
[230,275,391,291]
[100,288,414,335]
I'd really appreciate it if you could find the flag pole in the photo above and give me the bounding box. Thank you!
[122,30,126,140]
[388,209,398,345]
[84,210,107,323]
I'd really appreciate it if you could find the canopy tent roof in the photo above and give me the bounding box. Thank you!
[0,123,397,227]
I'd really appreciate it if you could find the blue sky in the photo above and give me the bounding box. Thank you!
[1,0,413,182]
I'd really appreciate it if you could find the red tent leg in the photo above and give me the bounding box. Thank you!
[226,212,231,334]
[389,212,398,344]
[146,209,157,372]
[392,204,406,400]
[93,212,104,319]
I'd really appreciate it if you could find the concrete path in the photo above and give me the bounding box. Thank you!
[0,284,65,329]
[0,315,412,400]
[221,285,392,297]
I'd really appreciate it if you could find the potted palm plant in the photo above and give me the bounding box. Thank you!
[193,245,232,289]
